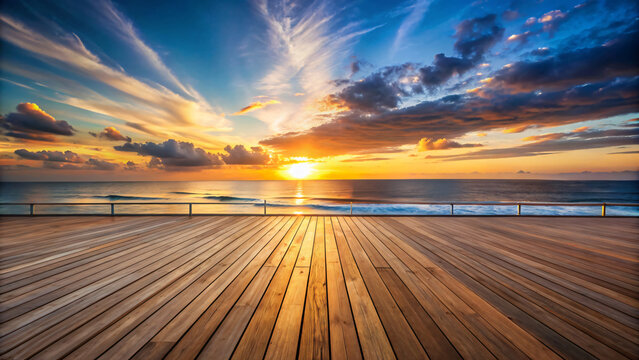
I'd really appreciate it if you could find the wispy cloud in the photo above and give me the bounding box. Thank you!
[391,0,431,57]
[253,0,381,131]
[233,100,280,115]
[0,14,230,140]
[0,77,34,90]
[96,0,198,99]
[426,127,639,161]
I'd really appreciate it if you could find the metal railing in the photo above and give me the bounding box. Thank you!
[0,201,264,216]
[0,201,637,216]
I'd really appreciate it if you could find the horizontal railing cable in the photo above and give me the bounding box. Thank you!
[0,201,637,216]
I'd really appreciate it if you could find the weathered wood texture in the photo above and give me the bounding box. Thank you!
[0,216,637,359]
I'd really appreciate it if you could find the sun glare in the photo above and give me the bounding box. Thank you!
[287,162,314,179]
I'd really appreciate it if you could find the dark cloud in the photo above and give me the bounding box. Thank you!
[148,157,164,169]
[14,149,83,162]
[124,161,137,170]
[95,127,131,142]
[323,15,505,112]
[559,18,637,52]
[261,76,639,157]
[419,14,503,88]
[85,158,119,170]
[1,103,74,141]
[350,60,361,75]
[417,138,482,151]
[492,30,639,92]
[453,14,504,62]
[220,145,272,165]
[323,64,417,113]
[43,162,82,170]
[38,158,119,170]
[537,1,597,35]
[426,127,639,161]
[114,139,224,168]
[13,148,119,171]
[4,131,57,142]
[419,55,474,88]
[331,79,351,87]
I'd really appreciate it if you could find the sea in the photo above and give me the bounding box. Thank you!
[1,180,638,216]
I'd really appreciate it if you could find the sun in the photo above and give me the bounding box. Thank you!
[287,162,314,179]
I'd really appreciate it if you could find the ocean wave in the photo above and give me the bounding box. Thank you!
[94,195,166,200]
[256,202,639,216]
[275,196,381,203]
[256,202,450,214]
[203,195,262,202]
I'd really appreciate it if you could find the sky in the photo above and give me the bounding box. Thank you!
[0,0,637,181]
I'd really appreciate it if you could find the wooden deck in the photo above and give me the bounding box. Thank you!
[0,216,637,359]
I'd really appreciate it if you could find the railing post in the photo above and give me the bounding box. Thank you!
[450,203,454,215]
[189,203,192,216]
[350,202,353,215]
[30,204,34,216]
[517,203,521,216]
[264,200,267,215]
[110,203,115,216]
[602,203,606,217]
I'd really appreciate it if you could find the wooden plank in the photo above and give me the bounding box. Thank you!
[337,217,427,360]
[330,217,395,360]
[0,220,162,289]
[296,217,317,267]
[357,217,497,360]
[0,217,166,270]
[0,217,232,295]
[0,217,256,357]
[263,216,317,359]
[263,267,310,359]
[114,217,299,360]
[0,217,169,275]
[0,217,219,304]
[324,217,362,360]
[386,217,632,359]
[418,217,639,341]
[454,218,639,296]
[0,217,241,322]
[374,217,557,360]
[139,216,302,360]
[376,267,461,360]
[16,216,274,359]
[394,217,634,359]
[230,217,311,360]
[67,217,289,360]
[0,215,636,360]
[412,217,639,329]
[298,217,329,360]
[192,218,308,359]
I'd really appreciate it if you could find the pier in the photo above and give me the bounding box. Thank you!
[0,215,637,359]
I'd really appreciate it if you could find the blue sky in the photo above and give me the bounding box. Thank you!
[0,0,637,180]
